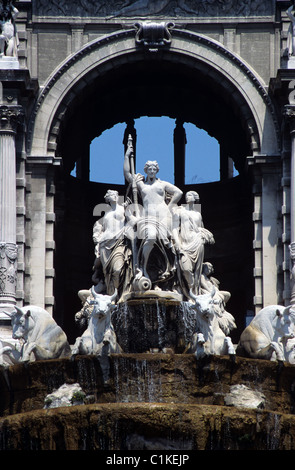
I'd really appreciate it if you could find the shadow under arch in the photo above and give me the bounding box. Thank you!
[26,27,280,341]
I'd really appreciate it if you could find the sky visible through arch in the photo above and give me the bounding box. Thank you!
[80,116,237,184]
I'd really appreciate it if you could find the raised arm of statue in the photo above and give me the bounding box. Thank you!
[287,5,295,56]
[123,144,133,184]
[163,181,183,208]
[287,5,295,23]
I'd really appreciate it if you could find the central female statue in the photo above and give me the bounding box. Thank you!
[124,144,183,287]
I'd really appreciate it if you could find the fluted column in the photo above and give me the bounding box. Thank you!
[285,105,295,305]
[0,105,23,312]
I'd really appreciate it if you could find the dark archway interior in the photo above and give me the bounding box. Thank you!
[53,54,254,343]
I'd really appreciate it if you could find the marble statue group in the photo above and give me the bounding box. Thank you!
[92,135,216,303]
[1,135,295,367]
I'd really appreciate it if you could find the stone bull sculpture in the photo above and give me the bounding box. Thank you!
[71,287,122,357]
[187,288,236,359]
[236,305,295,362]
[3,306,71,362]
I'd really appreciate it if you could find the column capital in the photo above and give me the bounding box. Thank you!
[0,105,24,134]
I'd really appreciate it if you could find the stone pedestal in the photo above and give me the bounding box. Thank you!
[0,57,19,70]
[113,298,196,353]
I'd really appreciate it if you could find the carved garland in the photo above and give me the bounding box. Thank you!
[0,242,17,297]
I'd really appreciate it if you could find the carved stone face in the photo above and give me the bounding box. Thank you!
[185,191,199,203]
[11,310,31,340]
[145,165,158,178]
[104,190,118,203]
[185,192,195,203]
[144,161,159,178]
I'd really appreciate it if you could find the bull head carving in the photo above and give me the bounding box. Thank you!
[189,287,216,304]
[90,286,118,304]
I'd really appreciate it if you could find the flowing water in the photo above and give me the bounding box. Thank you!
[113,356,162,403]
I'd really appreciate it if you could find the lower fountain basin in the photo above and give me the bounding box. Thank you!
[2,354,295,450]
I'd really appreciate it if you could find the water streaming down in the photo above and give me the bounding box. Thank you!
[266,413,282,450]
[156,300,166,351]
[113,355,162,403]
[180,301,197,346]
[113,300,197,354]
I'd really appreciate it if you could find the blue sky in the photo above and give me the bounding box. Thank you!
[88,116,226,185]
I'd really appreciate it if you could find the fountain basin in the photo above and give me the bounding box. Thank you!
[1,402,295,450]
[2,354,295,450]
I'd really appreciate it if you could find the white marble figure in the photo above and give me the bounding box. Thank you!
[0,2,18,57]
[3,306,71,362]
[172,191,214,298]
[199,262,220,295]
[237,305,295,362]
[74,288,94,332]
[287,5,295,57]
[124,142,182,286]
[187,288,236,359]
[0,338,21,366]
[92,189,132,299]
[71,287,122,356]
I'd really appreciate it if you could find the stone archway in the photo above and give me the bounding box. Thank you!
[26,26,280,340]
[28,27,279,159]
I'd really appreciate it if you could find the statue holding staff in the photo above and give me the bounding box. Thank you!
[124,141,183,287]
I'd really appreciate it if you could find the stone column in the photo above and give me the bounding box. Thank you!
[0,105,23,317]
[285,105,295,305]
[173,119,186,188]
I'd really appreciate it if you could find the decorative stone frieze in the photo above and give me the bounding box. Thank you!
[0,242,17,302]
[32,0,273,18]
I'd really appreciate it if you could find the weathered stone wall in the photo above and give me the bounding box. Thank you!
[26,0,279,86]
[1,354,295,450]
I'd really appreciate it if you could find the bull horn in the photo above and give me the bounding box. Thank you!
[14,306,23,314]
[91,285,98,298]
[284,305,295,316]
[2,310,13,318]
[2,305,20,317]
[189,289,198,303]
[110,288,118,303]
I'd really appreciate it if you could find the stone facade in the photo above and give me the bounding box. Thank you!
[0,0,294,340]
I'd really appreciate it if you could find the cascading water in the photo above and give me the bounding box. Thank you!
[113,355,162,403]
